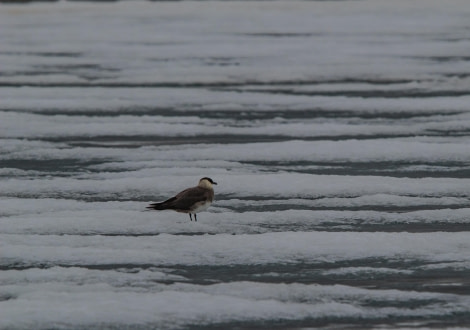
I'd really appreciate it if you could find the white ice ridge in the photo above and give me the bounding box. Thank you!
[2,139,470,164]
[2,172,470,199]
[1,232,469,267]
[1,278,469,329]
[1,198,470,236]
[1,0,470,86]
[1,110,470,139]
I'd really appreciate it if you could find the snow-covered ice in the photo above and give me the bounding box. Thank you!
[1,0,470,328]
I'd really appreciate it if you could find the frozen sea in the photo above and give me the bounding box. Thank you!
[1,0,470,329]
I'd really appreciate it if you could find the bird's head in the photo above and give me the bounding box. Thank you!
[198,177,217,189]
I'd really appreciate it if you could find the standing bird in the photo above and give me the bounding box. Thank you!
[146,177,217,221]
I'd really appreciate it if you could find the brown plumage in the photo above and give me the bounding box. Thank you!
[146,177,217,221]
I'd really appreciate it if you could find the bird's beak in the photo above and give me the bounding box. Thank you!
[213,181,218,185]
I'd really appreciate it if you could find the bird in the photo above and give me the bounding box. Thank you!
[146,177,217,221]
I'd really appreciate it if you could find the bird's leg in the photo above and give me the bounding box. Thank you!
[189,213,193,221]
[194,214,197,222]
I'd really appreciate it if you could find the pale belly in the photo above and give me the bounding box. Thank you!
[190,201,212,213]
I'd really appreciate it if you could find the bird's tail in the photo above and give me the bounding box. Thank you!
[146,202,166,210]
[146,197,176,210]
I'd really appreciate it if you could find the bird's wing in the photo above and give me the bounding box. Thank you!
[171,186,213,210]
[147,186,213,211]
